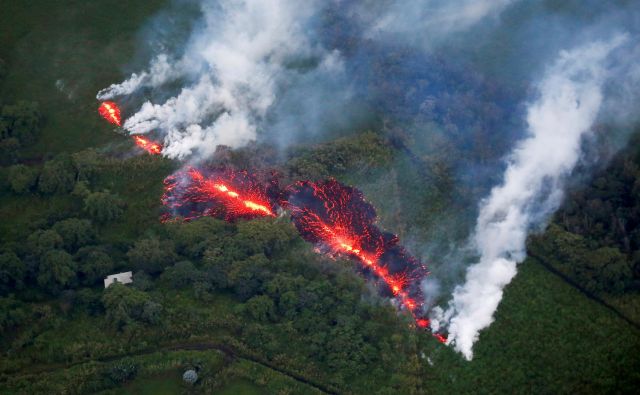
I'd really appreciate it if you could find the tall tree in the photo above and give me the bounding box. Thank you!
[0,101,41,144]
[0,252,25,294]
[127,238,175,274]
[37,250,77,293]
[52,218,95,251]
[83,191,124,223]
[38,154,76,194]
[7,164,38,194]
[75,247,114,285]
[27,229,63,256]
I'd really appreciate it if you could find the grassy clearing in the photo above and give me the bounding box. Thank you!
[115,372,183,395]
[1,345,320,395]
[215,380,263,395]
[424,259,640,394]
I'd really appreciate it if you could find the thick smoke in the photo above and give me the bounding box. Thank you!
[97,0,520,160]
[98,0,342,159]
[97,54,176,99]
[431,35,628,360]
[359,0,516,44]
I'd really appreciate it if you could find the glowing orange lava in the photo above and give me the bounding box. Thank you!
[161,169,448,342]
[98,101,121,126]
[193,169,275,217]
[434,333,448,344]
[163,167,276,222]
[301,212,420,313]
[133,135,163,155]
[284,179,428,320]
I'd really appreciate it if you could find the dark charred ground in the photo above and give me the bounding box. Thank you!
[1,1,639,394]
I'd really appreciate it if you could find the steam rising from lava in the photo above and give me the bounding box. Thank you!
[95,0,640,361]
[96,0,344,160]
[98,102,164,155]
[431,35,628,360]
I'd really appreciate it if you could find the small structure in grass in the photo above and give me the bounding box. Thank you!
[183,369,198,385]
[104,271,133,288]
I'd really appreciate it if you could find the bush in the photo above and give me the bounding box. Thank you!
[127,238,176,274]
[7,164,38,193]
[38,154,76,194]
[84,191,124,223]
[107,358,138,384]
[52,218,95,251]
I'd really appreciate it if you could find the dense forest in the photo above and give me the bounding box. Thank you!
[529,132,640,323]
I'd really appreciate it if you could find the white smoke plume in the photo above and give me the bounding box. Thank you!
[98,0,522,160]
[97,0,339,160]
[97,54,176,99]
[360,0,516,43]
[431,35,628,360]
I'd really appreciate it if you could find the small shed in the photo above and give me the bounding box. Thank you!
[104,271,133,288]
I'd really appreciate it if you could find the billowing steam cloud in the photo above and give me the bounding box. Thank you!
[98,0,520,160]
[98,0,341,159]
[361,0,516,43]
[431,35,628,360]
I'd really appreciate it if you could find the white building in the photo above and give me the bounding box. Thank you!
[104,271,133,288]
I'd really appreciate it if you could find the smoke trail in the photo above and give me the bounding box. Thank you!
[97,0,523,160]
[97,54,176,99]
[431,35,628,360]
[97,0,341,160]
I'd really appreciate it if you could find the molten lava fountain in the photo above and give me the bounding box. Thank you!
[98,101,121,126]
[132,135,163,155]
[98,101,163,155]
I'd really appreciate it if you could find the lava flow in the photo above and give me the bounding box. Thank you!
[98,101,121,126]
[161,171,446,340]
[133,135,163,155]
[283,179,429,320]
[162,167,276,222]
[98,101,163,155]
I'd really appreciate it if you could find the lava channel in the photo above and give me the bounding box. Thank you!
[162,167,277,222]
